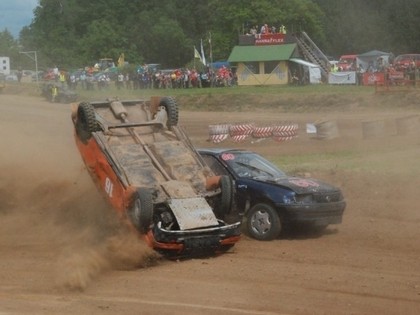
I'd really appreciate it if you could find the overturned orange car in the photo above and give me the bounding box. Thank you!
[71,96,241,258]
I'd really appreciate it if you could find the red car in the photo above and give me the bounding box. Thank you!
[393,54,420,71]
[337,54,357,71]
[71,97,241,258]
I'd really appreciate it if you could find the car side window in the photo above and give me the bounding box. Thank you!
[201,155,230,176]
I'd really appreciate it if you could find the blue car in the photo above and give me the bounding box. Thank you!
[198,148,346,241]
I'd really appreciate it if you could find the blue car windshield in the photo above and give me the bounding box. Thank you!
[221,152,286,179]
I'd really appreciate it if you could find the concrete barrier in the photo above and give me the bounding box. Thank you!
[315,120,339,140]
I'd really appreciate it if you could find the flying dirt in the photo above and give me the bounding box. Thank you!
[1,93,420,314]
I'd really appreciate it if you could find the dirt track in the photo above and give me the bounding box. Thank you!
[1,93,420,315]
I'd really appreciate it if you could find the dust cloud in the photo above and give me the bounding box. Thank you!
[1,164,161,291]
[0,95,161,292]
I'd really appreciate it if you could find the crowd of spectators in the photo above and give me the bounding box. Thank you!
[247,23,287,36]
[44,64,237,91]
[329,55,419,86]
[150,66,236,89]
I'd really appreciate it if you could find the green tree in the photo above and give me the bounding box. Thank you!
[207,0,326,61]
[0,30,23,69]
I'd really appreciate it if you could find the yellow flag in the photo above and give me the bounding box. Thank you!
[118,53,125,67]
[194,47,201,59]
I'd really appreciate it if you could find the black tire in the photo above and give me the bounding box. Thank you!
[246,203,281,241]
[159,96,178,128]
[128,188,153,234]
[218,175,233,216]
[76,102,100,142]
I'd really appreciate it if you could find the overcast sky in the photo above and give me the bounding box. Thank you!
[0,0,38,37]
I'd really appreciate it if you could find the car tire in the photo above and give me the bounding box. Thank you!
[246,203,281,241]
[76,102,100,142]
[128,188,153,234]
[218,175,233,216]
[159,96,178,128]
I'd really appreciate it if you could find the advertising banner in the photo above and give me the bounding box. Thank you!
[328,71,356,84]
[255,34,285,46]
[362,72,385,85]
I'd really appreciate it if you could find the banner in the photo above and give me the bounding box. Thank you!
[255,33,285,46]
[328,71,356,84]
[362,72,385,85]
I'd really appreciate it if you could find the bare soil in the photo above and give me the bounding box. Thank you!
[0,90,420,315]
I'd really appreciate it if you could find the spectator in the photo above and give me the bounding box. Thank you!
[86,74,94,90]
[249,26,257,36]
[280,25,287,34]
[59,71,66,87]
[291,70,300,85]
[17,68,23,83]
[50,84,58,102]
[260,24,268,34]
[125,73,131,89]
[53,66,59,81]
[79,71,86,90]
[69,73,76,90]
[116,72,124,89]
[357,65,365,85]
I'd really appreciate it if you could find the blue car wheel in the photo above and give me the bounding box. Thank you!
[246,203,281,241]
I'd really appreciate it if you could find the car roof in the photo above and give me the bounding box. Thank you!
[339,54,357,59]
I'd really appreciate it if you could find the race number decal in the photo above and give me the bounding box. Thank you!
[221,153,235,161]
[105,177,114,197]
[289,179,319,188]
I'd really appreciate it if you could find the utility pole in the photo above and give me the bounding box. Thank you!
[209,32,214,87]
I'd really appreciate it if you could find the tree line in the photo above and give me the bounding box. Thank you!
[2,0,420,71]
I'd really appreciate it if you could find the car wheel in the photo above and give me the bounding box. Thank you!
[128,188,153,234]
[218,175,233,217]
[159,96,178,128]
[246,203,281,241]
[76,102,100,142]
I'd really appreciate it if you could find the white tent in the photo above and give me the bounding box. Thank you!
[289,58,322,84]
[356,50,392,72]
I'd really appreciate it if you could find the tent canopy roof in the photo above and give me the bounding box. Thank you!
[290,58,320,68]
[228,44,296,62]
[357,50,391,57]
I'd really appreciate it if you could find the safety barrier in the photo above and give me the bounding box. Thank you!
[375,79,420,93]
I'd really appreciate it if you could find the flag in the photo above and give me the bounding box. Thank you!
[208,32,213,62]
[200,39,206,66]
[194,46,201,60]
[117,53,125,67]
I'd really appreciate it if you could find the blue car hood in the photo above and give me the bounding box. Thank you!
[254,176,339,194]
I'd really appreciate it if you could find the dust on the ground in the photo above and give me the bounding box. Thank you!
[0,91,419,315]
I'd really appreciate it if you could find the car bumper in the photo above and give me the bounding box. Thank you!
[145,221,241,258]
[282,201,346,226]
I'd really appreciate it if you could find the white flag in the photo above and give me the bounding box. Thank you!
[200,39,206,66]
